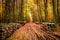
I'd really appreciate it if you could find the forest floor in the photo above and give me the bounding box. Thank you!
[53,25,60,36]
[6,22,60,40]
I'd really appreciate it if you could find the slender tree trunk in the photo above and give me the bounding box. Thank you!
[57,0,60,25]
[52,0,57,23]
[4,0,10,23]
[9,0,15,22]
[44,0,48,22]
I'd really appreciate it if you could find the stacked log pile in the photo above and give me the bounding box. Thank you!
[6,22,59,40]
